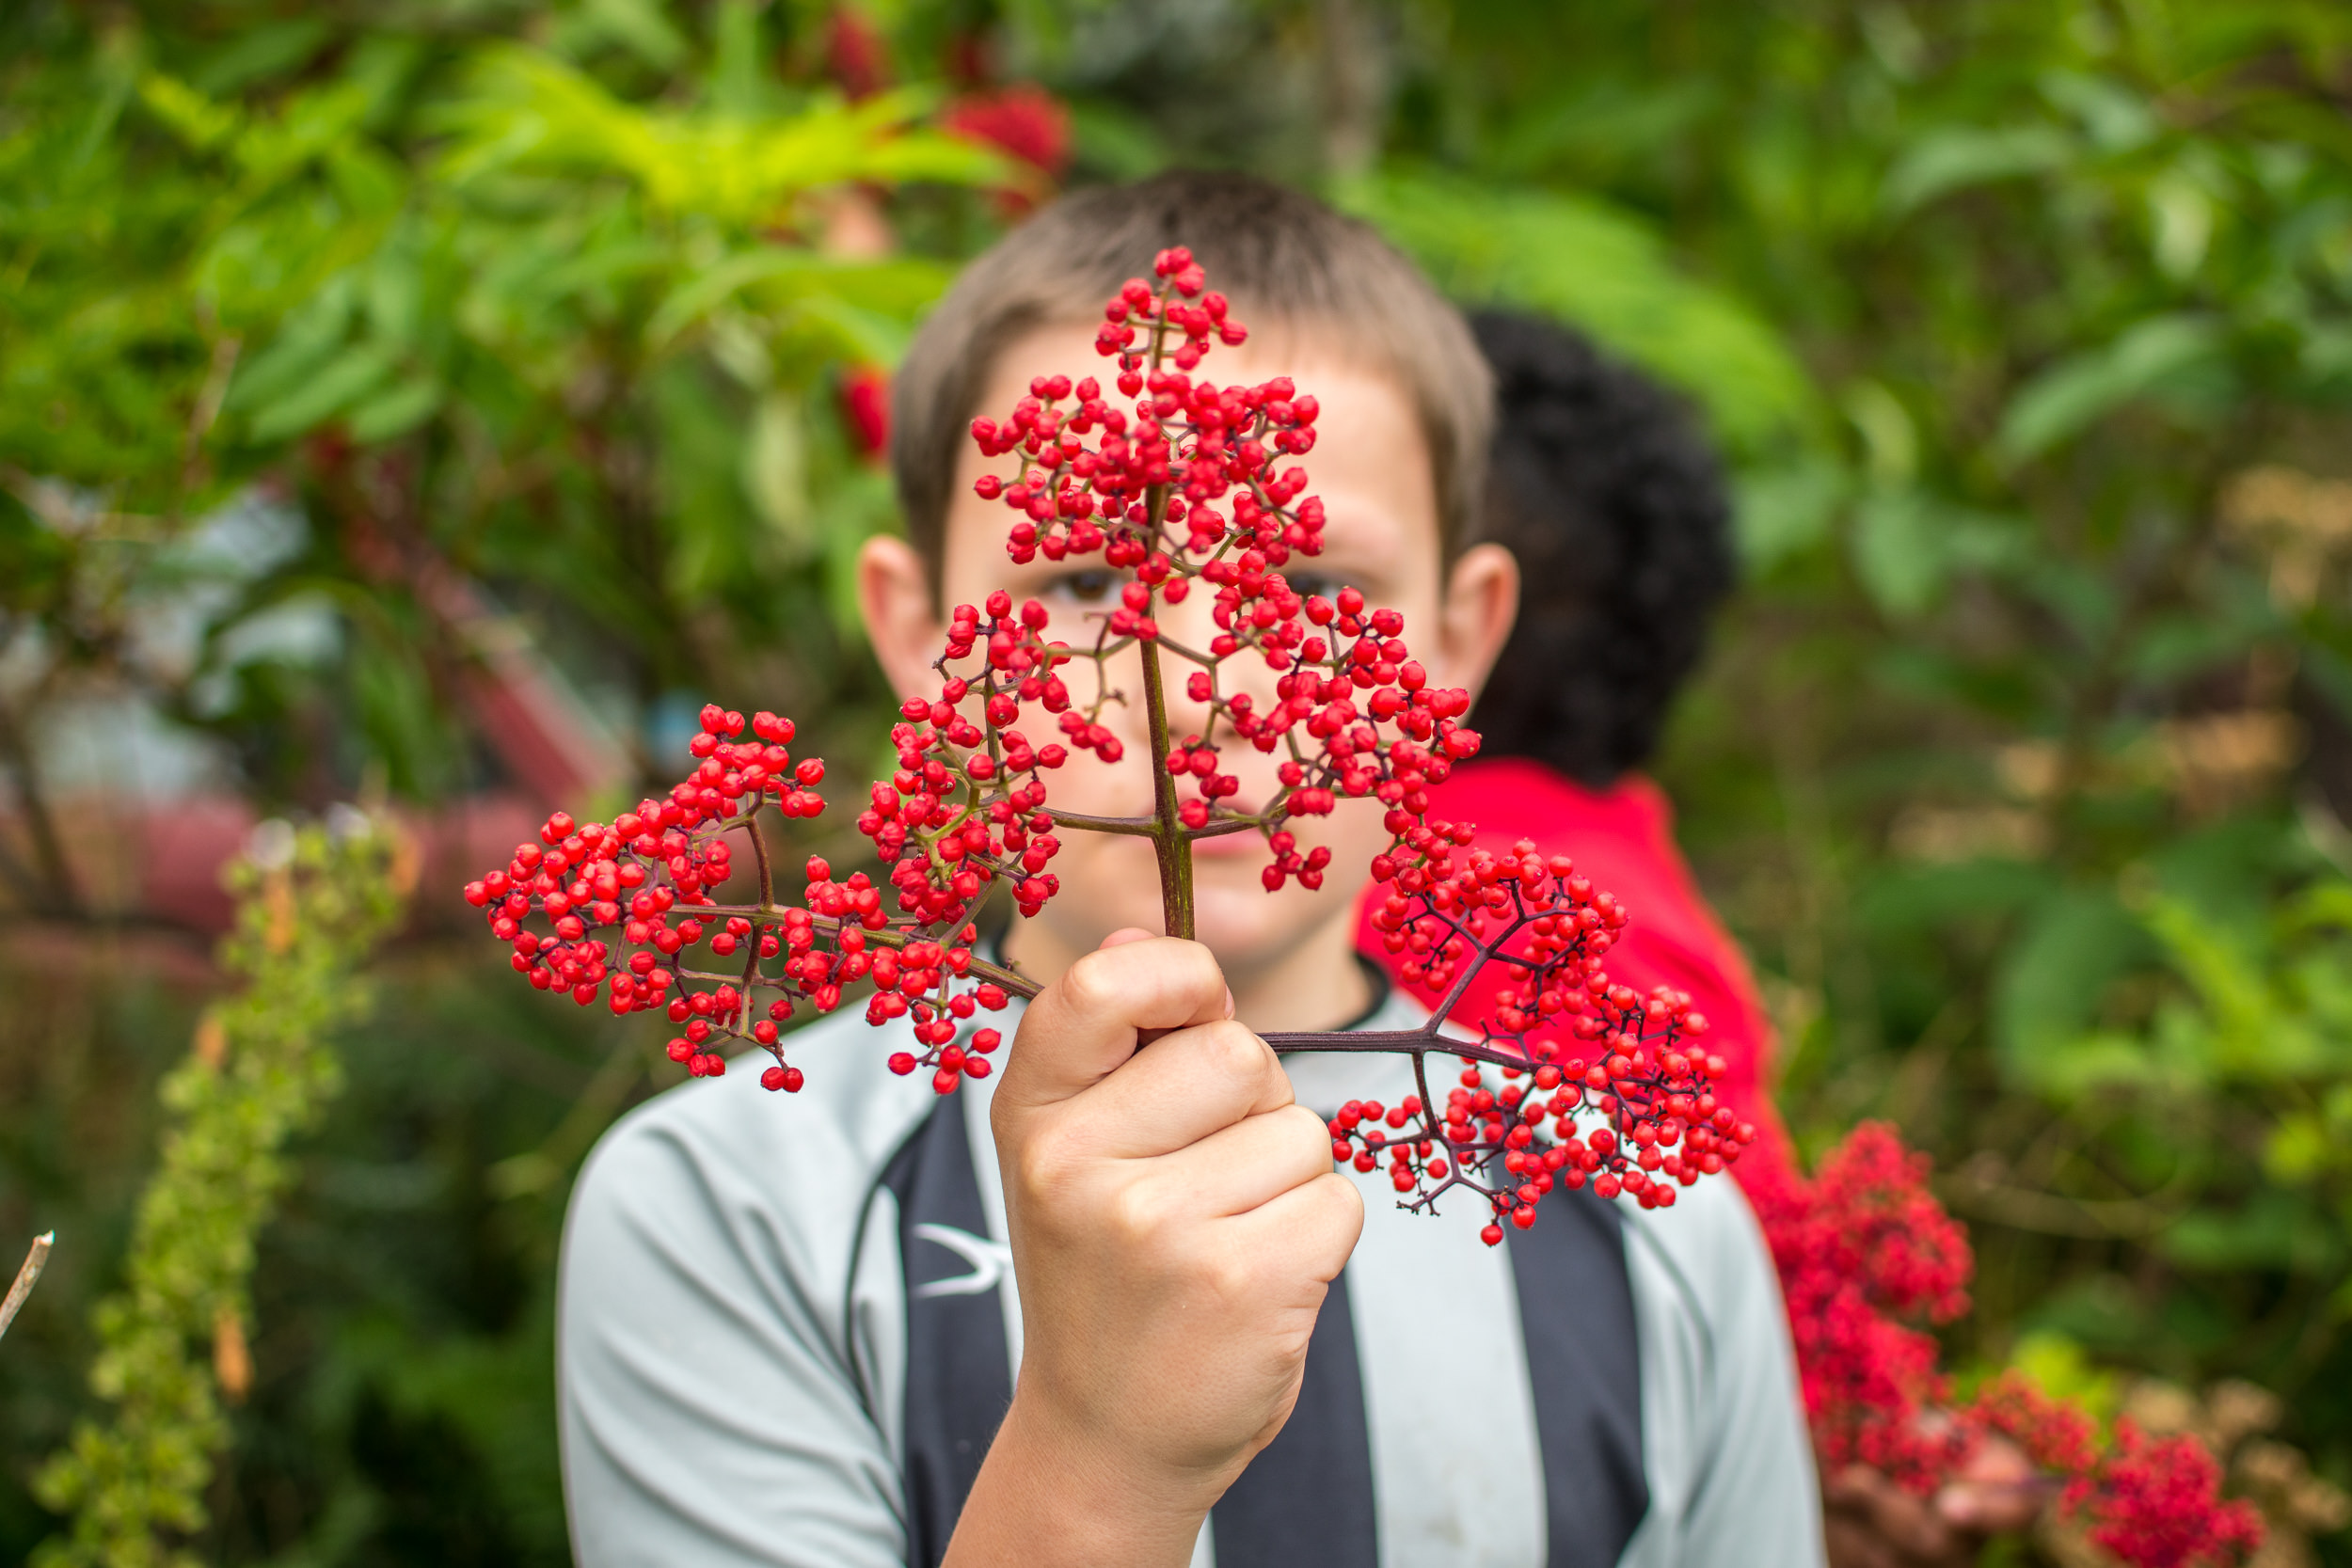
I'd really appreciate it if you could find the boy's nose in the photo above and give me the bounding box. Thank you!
[1149,590,1280,735]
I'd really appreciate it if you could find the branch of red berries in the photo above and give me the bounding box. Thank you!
[1751,1124,2265,1568]
[465,250,1755,1244]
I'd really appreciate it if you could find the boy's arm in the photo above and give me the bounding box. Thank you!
[559,1110,908,1568]
[947,934,1365,1568]
[1653,1182,1829,1568]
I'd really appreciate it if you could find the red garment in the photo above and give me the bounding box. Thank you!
[1355,756,1794,1191]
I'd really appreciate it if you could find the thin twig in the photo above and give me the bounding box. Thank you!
[0,692,81,916]
[0,1231,55,1341]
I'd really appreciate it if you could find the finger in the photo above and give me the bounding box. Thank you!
[1139,1104,1336,1217]
[1825,1465,1896,1512]
[1936,1479,2042,1535]
[1067,1018,1295,1156]
[1860,1477,1959,1560]
[1827,1466,1959,1561]
[998,937,1232,1113]
[1220,1169,1363,1287]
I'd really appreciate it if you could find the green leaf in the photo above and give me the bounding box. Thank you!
[136,72,240,152]
[1852,490,1943,618]
[569,0,691,71]
[1993,887,2153,1080]
[1882,124,2073,216]
[742,390,812,554]
[1067,101,1167,180]
[344,377,442,443]
[1994,314,2230,463]
[245,342,398,442]
[1851,488,2033,618]
[1733,459,1848,573]
[645,247,950,353]
[2038,70,2159,153]
[226,280,358,413]
[187,17,334,97]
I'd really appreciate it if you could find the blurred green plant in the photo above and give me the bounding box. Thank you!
[0,4,1009,848]
[32,813,406,1568]
[1336,171,1822,455]
[2014,871,2352,1319]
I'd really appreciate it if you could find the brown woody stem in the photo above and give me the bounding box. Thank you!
[743,806,775,908]
[1136,631,1194,940]
[1255,1026,1530,1069]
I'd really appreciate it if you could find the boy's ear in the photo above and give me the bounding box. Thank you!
[857,534,946,702]
[1436,542,1520,704]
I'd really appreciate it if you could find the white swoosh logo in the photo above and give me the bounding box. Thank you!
[911,1222,1012,1298]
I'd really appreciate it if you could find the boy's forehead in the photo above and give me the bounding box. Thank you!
[961,317,1443,576]
[980,314,1417,413]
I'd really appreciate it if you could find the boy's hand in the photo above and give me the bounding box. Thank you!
[945,932,1364,1568]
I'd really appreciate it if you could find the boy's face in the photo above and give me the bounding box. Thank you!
[861,320,1516,1011]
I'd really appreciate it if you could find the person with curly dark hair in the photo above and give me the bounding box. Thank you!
[1460,310,1739,788]
[1362,310,2041,1568]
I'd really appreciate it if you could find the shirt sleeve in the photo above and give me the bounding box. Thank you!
[559,1103,910,1568]
[1660,1180,1827,1568]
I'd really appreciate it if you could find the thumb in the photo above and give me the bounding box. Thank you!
[997,934,1234,1113]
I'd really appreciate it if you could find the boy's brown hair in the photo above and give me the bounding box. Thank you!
[889,170,1493,584]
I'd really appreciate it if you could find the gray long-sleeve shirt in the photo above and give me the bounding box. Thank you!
[558,988,1824,1568]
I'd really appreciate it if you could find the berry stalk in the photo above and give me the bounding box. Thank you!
[1136,616,1195,941]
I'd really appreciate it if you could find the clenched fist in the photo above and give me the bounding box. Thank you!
[945,932,1364,1568]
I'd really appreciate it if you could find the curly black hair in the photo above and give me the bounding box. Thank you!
[1464,311,1737,788]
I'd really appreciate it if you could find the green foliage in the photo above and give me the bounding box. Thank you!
[32,816,405,1568]
[6,0,2352,1559]
[1336,171,1820,454]
[2029,873,2352,1284]
[0,2,1010,826]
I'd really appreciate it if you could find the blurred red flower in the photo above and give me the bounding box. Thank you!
[826,7,890,101]
[839,367,890,461]
[942,84,1073,178]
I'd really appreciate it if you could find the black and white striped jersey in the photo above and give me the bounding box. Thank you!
[559,987,1823,1568]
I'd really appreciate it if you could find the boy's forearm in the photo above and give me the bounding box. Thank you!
[945,1394,1218,1568]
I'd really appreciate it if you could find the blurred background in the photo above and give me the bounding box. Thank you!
[3,1,2350,1562]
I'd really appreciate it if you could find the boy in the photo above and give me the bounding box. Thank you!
[558,172,1822,1568]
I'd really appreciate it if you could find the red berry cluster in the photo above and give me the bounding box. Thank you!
[961,246,1478,895]
[1744,1121,1973,1487]
[461,700,1026,1094]
[1334,839,1757,1241]
[463,253,1747,1244]
[868,593,1077,927]
[2071,1422,2265,1568]
[1745,1124,2263,1567]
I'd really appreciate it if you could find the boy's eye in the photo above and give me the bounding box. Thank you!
[1283,571,1345,601]
[1046,569,1120,604]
